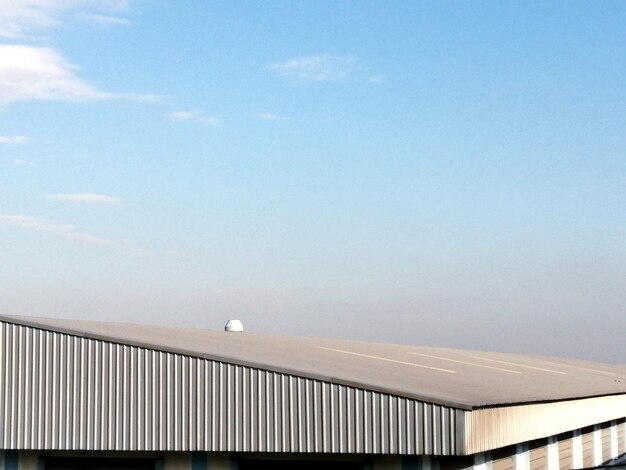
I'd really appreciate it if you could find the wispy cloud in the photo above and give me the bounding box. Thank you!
[0,0,65,39]
[0,215,114,246]
[10,158,36,167]
[0,0,132,39]
[168,110,221,127]
[0,45,109,105]
[0,155,36,166]
[255,112,290,121]
[0,45,158,106]
[44,193,123,205]
[268,54,356,81]
[0,135,29,144]
[74,12,129,26]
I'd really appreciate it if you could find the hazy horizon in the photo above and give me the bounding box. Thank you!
[1,2,624,364]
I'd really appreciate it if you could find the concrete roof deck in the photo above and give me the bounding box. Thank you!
[1,314,625,410]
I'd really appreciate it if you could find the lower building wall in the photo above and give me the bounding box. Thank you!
[1,419,624,470]
[0,451,458,470]
[0,451,225,470]
[464,395,626,455]
[472,418,626,470]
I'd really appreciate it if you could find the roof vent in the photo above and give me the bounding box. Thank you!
[224,319,244,332]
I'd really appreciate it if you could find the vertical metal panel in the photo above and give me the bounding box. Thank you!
[464,396,626,455]
[609,421,618,460]
[0,320,459,454]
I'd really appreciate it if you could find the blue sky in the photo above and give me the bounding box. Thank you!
[1,1,624,362]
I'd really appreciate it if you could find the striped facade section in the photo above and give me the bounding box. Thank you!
[0,321,461,454]
[484,420,626,470]
[474,421,626,470]
[464,395,626,454]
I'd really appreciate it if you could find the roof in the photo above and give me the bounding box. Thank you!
[1,314,625,409]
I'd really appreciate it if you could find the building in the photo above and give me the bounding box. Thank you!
[0,315,625,469]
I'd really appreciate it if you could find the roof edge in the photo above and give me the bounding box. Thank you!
[3,315,623,411]
[0,315,474,410]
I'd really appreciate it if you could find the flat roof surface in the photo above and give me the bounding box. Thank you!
[1,315,625,409]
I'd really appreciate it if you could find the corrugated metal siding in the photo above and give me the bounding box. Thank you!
[0,321,460,454]
[464,395,626,454]
[619,420,625,454]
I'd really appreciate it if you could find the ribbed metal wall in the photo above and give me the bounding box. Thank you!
[464,395,626,454]
[0,321,460,454]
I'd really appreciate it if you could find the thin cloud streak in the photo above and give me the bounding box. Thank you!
[0,0,64,39]
[0,0,132,39]
[268,54,356,81]
[0,215,114,246]
[75,12,129,26]
[44,193,123,205]
[168,110,221,127]
[0,45,159,106]
[0,135,29,144]
[256,112,290,121]
[9,157,36,167]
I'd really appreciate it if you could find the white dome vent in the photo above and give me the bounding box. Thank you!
[224,319,244,332]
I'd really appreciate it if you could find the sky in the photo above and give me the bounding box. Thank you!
[0,1,624,363]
